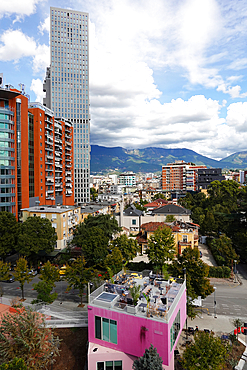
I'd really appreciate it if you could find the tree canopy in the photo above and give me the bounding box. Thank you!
[180,331,228,370]
[0,211,19,259]
[17,217,57,260]
[132,344,163,370]
[13,258,33,300]
[146,226,175,269]
[111,234,139,262]
[0,307,60,369]
[83,214,121,239]
[0,358,27,370]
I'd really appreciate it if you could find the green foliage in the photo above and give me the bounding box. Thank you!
[209,236,239,267]
[146,226,175,269]
[152,193,165,200]
[32,281,58,305]
[0,261,11,282]
[208,266,231,278]
[13,258,33,300]
[105,247,123,274]
[72,225,109,267]
[112,235,139,262]
[17,217,57,260]
[165,215,176,222]
[132,344,163,370]
[83,214,121,239]
[181,331,229,370]
[0,358,27,370]
[0,307,60,369]
[90,187,98,201]
[129,285,141,306]
[39,261,60,287]
[127,261,154,272]
[232,318,244,340]
[170,248,214,318]
[65,257,97,305]
[0,211,19,259]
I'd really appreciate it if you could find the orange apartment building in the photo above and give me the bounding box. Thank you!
[0,84,74,220]
[162,161,206,192]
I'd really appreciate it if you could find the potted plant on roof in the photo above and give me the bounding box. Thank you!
[127,285,141,314]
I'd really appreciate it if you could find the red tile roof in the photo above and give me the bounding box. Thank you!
[140,222,171,232]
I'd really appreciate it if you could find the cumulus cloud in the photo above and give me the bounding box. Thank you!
[0,0,42,20]
[0,29,49,73]
[30,78,45,102]
[38,16,50,35]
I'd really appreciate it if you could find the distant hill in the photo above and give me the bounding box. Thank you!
[90,145,244,173]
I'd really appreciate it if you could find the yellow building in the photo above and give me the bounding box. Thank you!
[22,205,82,250]
[137,221,199,255]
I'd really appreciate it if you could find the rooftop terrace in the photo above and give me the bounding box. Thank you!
[89,270,186,323]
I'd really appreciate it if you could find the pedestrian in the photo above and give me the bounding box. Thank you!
[195,326,198,332]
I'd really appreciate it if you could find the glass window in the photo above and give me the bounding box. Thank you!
[95,316,117,344]
[106,362,113,370]
[97,363,104,370]
[95,316,101,339]
[170,310,180,351]
[110,320,117,344]
[102,318,109,341]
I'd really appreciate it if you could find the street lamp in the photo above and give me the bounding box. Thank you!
[234,260,237,283]
[88,282,93,304]
[214,286,217,318]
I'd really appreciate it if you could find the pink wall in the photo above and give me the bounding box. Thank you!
[88,289,186,367]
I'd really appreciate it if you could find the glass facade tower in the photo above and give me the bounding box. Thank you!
[43,7,90,204]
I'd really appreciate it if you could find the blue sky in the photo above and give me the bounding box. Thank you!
[1,0,247,160]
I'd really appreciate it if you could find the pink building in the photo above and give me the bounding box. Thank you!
[87,271,186,370]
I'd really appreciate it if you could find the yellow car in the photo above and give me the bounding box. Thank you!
[59,266,67,275]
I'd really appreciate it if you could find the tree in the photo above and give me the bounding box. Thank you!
[170,248,214,318]
[39,261,60,287]
[13,258,33,300]
[232,318,244,341]
[65,257,97,306]
[32,281,58,305]
[90,187,98,201]
[17,217,57,261]
[0,358,27,370]
[210,235,239,267]
[180,331,228,370]
[105,247,123,274]
[129,285,141,306]
[0,306,60,369]
[0,261,11,297]
[132,344,163,370]
[112,234,139,262]
[83,214,121,239]
[72,225,109,267]
[165,215,176,222]
[146,226,175,269]
[0,211,19,260]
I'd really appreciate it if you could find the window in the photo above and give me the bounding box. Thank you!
[132,219,136,225]
[97,361,122,370]
[95,316,117,344]
[170,310,180,351]
[41,214,46,218]
[182,235,188,243]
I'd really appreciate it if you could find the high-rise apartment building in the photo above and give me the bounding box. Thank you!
[0,84,74,220]
[43,7,90,204]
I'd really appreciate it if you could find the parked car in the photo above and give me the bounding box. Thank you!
[1,274,15,283]
[29,269,38,276]
[59,266,67,276]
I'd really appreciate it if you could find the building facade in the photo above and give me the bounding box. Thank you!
[0,84,74,220]
[118,172,136,186]
[43,7,90,204]
[197,168,225,189]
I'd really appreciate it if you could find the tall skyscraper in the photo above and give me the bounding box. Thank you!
[43,7,90,204]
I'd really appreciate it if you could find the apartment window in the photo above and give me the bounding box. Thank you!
[170,310,180,351]
[97,361,122,370]
[41,214,46,218]
[132,219,136,225]
[182,235,188,243]
[95,316,117,344]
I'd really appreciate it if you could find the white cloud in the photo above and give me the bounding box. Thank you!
[30,78,45,102]
[0,0,42,20]
[0,29,49,73]
[217,83,247,98]
[38,16,50,35]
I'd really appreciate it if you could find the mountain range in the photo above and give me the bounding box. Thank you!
[90,145,247,173]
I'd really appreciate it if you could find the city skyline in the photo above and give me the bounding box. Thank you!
[1,0,247,160]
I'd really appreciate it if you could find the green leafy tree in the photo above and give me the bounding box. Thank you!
[165,215,176,222]
[13,258,33,300]
[0,358,27,370]
[210,236,239,267]
[0,306,60,369]
[83,214,121,239]
[105,247,123,274]
[180,331,229,370]
[152,193,166,200]
[17,217,57,261]
[65,257,97,306]
[132,344,163,370]
[146,226,175,269]
[72,225,109,267]
[0,211,19,260]
[0,261,11,297]
[112,234,139,262]
[170,248,214,318]
[129,285,141,306]
[32,281,58,305]
[90,187,98,201]
[39,261,60,287]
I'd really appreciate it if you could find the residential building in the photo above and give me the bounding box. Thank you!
[197,168,225,189]
[136,221,199,255]
[22,205,82,250]
[151,203,191,222]
[118,172,136,186]
[87,269,186,369]
[43,7,90,204]
[162,161,206,192]
[0,84,74,220]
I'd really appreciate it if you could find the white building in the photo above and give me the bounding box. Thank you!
[43,7,90,204]
[118,172,136,186]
